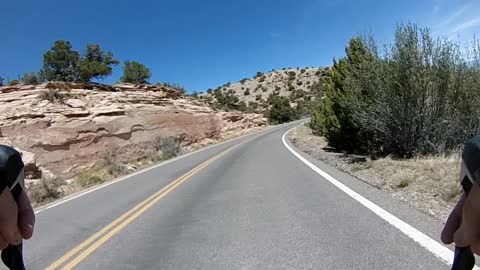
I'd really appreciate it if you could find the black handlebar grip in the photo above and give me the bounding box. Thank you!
[0,145,26,270]
[452,246,475,270]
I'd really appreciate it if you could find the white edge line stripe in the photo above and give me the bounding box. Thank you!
[281,128,473,269]
[34,125,283,214]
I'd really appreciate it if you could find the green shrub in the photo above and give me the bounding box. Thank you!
[238,101,248,112]
[121,61,151,84]
[8,80,19,86]
[296,80,303,86]
[240,78,248,84]
[267,96,298,124]
[21,72,42,85]
[300,69,306,73]
[255,94,262,101]
[248,101,259,111]
[258,75,266,82]
[244,89,250,96]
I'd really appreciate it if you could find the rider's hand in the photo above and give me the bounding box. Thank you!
[442,184,480,255]
[0,187,35,250]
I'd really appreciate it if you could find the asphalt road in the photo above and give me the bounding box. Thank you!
[20,123,456,269]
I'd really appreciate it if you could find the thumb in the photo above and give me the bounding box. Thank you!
[17,190,34,240]
[0,188,22,245]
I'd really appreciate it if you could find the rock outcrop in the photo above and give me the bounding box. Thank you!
[0,82,267,180]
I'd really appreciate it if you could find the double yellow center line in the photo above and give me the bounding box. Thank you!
[46,141,241,269]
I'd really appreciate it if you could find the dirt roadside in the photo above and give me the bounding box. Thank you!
[288,124,462,222]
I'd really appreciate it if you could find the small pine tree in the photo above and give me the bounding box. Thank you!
[120,61,151,84]
[42,40,80,82]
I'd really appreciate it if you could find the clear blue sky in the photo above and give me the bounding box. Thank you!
[1,0,479,92]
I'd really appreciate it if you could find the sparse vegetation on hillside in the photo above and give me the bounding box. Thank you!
[158,82,187,94]
[8,80,19,86]
[310,23,480,157]
[21,72,42,85]
[201,66,329,118]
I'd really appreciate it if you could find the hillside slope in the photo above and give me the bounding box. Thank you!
[201,67,330,110]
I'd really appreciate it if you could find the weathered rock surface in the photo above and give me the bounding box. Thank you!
[0,82,267,180]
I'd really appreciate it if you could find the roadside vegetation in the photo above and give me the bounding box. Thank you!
[310,23,480,158]
[296,23,480,219]
[28,135,184,206]
[289,125,461,221]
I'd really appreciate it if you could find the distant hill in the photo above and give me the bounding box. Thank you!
[199,67,330,112]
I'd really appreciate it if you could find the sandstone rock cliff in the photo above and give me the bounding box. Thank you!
[0,82,267,181]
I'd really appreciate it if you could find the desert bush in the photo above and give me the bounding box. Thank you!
[255,94,262,101]
[275,85,281,91]
[301,69,306,73]
[29,175,65,204]
[153,136,182,159]
[240,78,248,85]
[258,75,266,82]
[238,101,248,112]
[296,80,303,86]
[37,89,65,103]
[244,89,250,96]
[8,80,19,86]
[21,72,42,85]
[248,101,259,111]
[101,149,128,177]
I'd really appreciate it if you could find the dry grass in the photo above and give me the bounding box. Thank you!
[76,168,113,188]
[37,89,65,103]
[28,176,66,205]
[289,125,461,221]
